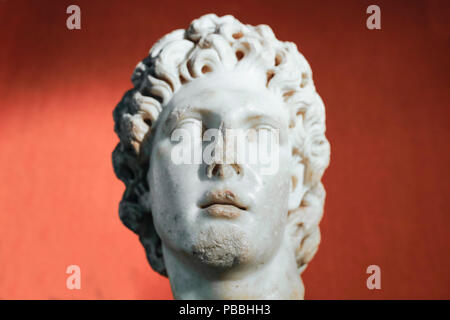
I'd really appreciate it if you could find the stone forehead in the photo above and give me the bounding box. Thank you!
[163,71,289,123]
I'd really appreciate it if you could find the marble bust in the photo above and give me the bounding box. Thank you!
[112,14,330,299]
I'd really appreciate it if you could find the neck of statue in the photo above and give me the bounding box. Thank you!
[162,235,304,300]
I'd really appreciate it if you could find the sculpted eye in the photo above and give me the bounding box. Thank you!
[170,118,203,144]
[170,118,204,146]
[246,124,278,144]
[253,124,278,138]
[254,124,276,132]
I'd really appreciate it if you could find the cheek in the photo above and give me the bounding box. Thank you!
[254,151,292,223]
[249,172,291,256]
[148,140,200,226]
[148,142,178,219]
[149,142,172,198]
[262,174,291,214]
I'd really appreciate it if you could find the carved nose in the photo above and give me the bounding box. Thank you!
[206,162,242,179]
[205,122,243,179]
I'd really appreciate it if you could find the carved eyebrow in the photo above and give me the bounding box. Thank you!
[163,106,210,134]
[243,113,283,130]
[231,102,285,129]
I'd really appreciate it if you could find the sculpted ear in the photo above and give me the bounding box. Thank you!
[288,160,306,211]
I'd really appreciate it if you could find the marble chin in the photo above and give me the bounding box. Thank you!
[190,223,250,269]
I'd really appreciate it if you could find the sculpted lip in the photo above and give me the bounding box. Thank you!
[204,204,242,219]
[199,190,248,219]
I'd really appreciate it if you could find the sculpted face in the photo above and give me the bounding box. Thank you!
[147,70,300,271]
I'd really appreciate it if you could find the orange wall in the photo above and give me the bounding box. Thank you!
[0,0,449,299]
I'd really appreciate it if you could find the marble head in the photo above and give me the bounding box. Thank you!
[112,14,330,299]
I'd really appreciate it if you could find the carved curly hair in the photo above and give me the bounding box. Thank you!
[112,14,330,276]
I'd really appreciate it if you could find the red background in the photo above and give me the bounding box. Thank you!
[0,0,449,299]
